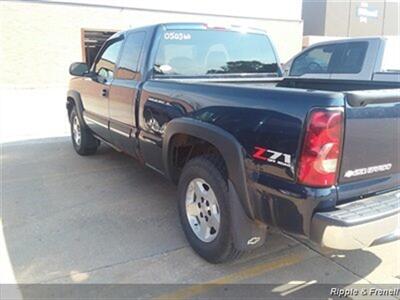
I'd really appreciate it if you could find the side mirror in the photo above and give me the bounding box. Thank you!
[69,62,89,76]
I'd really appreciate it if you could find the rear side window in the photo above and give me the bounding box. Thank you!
[116,32,146,80]
[331,42,368,73]
[290,42,368,76]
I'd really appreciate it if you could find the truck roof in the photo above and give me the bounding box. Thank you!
[304,36,385,48]
[118,22,268,37]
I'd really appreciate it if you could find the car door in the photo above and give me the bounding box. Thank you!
[81,37,123,141]
[108,31,146,157]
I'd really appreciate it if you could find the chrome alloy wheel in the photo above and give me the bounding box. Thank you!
[72,115,81,146]
[185,178,221,243]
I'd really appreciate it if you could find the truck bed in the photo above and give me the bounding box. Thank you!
[161,77,400,205]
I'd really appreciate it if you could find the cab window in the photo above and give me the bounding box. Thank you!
[154,29,280,77]
[290,45,334,76]
[290,42,368,76]
[94,39,123,81]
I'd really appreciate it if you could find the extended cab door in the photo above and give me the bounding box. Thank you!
[108,32,146,157]
[81,37,123,141]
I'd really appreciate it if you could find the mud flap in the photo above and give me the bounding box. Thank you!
[228,181,268,251]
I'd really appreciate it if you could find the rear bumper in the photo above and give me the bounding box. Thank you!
[310,190,400,250]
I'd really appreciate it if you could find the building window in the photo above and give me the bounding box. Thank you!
[81,29,118,67]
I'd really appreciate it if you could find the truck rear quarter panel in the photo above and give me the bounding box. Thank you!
[138,80,345,232]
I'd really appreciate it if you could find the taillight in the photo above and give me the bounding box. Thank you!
[298,109,343,187]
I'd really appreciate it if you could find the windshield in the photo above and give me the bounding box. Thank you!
[154,29,280,77]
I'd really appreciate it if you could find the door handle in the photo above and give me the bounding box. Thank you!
[101,88,108,97]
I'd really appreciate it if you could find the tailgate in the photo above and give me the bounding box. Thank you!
[339,89,400,192]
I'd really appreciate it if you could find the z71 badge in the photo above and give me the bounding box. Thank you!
[252,146,291,168]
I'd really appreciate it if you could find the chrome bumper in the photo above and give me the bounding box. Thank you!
[310,190,400,250]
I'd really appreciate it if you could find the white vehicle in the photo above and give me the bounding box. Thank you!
[284,37,400,82]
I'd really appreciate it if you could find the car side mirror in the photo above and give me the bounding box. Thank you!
[69,62,89,76]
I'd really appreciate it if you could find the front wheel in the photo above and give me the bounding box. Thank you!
[69,107,98,155]
[177,156,243,263]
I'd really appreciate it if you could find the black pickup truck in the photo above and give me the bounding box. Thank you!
[67,23,400,263]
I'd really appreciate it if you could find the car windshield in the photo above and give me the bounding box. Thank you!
[154,29,280,77]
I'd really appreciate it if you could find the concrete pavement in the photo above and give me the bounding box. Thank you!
[1,137,399,299]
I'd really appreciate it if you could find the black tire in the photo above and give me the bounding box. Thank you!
[177,155,243,263]
[69,107,98,155]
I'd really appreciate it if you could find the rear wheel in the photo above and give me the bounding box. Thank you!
[69,107,98,155]
[178,156,242,263]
